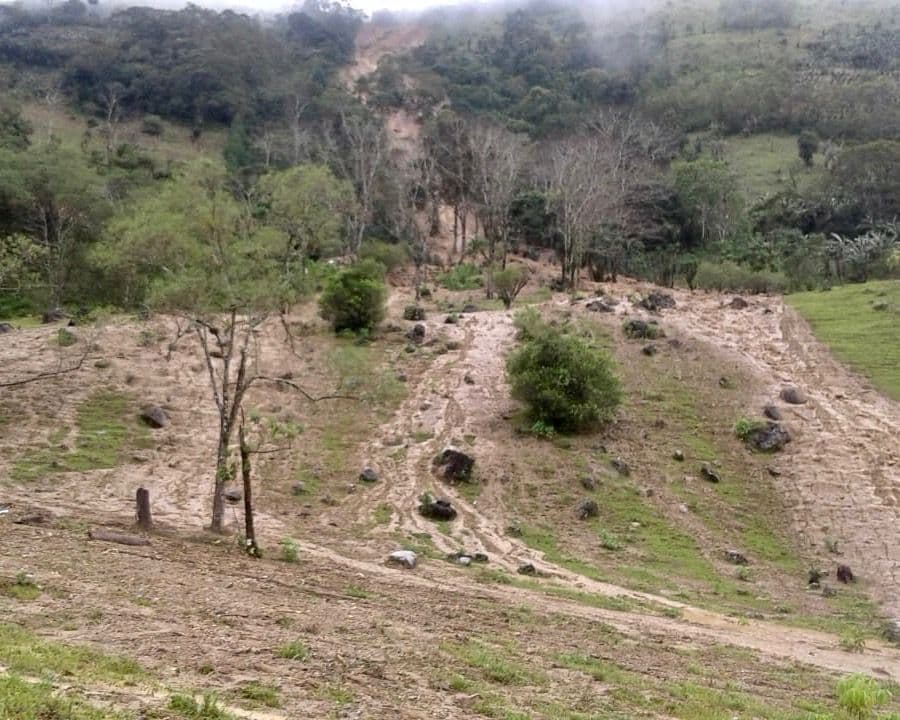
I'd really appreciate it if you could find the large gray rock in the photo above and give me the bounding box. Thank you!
[763,404,782,421]
[42,308,66,324]
[725,550,749,565]
[436,447,475,483]
[406,323,426,343]
[419,497,458,521]
[747,422,791,452]
[576,499,599,520]
[639,291,676,312]
[359,467,379,484]
[140,405,169,429]
[700,463,722,483]
[779,386,807,405]
[0,322,14,334]
[387,550,417,569]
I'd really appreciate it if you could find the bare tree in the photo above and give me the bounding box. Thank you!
[99,83,125,167]
[424,112,474,260]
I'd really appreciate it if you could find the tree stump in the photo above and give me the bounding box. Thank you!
[136,487,153,530]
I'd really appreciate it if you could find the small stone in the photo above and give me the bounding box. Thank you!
[730,296,749,309]
[725,550,749,565]
[642,344,657,356]
[610,458,630,476]
[396,373,408,382]
[678,503,689,514]
[517,562,537,576]
[672,450,685,462]
[473,553,489,563]
[836,564,855,583]
[882,619,900,644]
[291,482,306,496]
[463,373,475,385]
[387,550,417,569]
[580,476,598,491]
[462,304,478,313]
[779,386,807,405]
[457,556,472,566]
[140,405,169,429]
[576,499,599,520]
[223,488,242,503]
[767,466,782,477]
[42,308,66,324]
[700,463,721,483]
[0,322,15,333]
[445,340,461,351]
[822,584,837,598]
[346,483,357,494]
[506,523,523,538]
[94,359,112,369]
[359,468,379,484]
[445,314,459,324]
[763,404,782,421]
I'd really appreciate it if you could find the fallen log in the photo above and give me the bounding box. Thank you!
[87,528,151,546]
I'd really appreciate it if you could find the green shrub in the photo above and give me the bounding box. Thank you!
[506,317,621,433]
[319,260,387,333]
[512,306,544,341]
[694,260,788,294]
[494,264,530,308]
[277,640,309,661]
[734,417,766,441]
[57,328,77,347]
[279,538,299,563]
[359,240,408,272]
[441,263,483,290]
[836,674,891,719]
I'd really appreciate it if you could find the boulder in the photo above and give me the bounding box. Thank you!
[445,314,459,324]
[576,499,599,520]
[882,620,900,645]
[730,297,749,309]
[580,476,598,491]
[403,305,426,321]
[747,422,791,452]
[639,291,676,312]
[42,308,66,324]
[585,298,616,313]
[610,458,630,476]
[623,319,663,340]
[387,550,417,569]
[836,564,855,583]
[223,487,242,503]
[763,404,782,421]
[436,447,475,483]
[700,463,721,483]
[140,405,169,429]
[672,450,685,462]
[359,467,379,484]
[642,344,658,357]
[461,304,478,314]
[406,324,426,343]
[464,373,475,385]
[779,386,807,405]
[517,562,537,576]
[456,555,472,566]
[725,550,749,565]
[0,322,14,334]
[419,497,457,521]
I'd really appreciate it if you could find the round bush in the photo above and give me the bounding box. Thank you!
[506,323,621,433]
[319,260,387,332]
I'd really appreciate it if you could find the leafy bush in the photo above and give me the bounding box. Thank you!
[694,260,788,294]
[507,315,621,433]
[494,264,530,308]
[359,240,408,272]
[512,306,544,341]
[441,263,483,290]
[319,260,387,333]
[279,538,299,563]
[836,674,891,719]
[734,417,766,441]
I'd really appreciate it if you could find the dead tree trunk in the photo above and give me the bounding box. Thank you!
[135,487,152,530]
[239,421,259,557]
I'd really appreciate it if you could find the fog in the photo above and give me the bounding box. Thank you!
[90,0,489,16]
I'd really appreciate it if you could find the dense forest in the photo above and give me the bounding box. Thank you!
[0,0,898,317]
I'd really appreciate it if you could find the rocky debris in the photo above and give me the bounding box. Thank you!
[0,322,14,333]
[223,487,242,503]
[668,338,683,349]
[580,476,598,491]
[639,290,676,312]
[140,405,169,429]
[672,450,685,462]
[585,297,617,313]
[623,319,663,340]
[822,584,837,598]
[729,297,749,309]
[779,386,807,405]
[445,340,461,351]
[517,562,537,576]
[836,564,855,583]
[387,550,417,569]
[42,308,66,324]
[406,323,426,343]
[291,482,306,496]
[642,344,657,356]
[506,522,523,537]
[461,304,478,314]
[463,373,475,385]
[576,498,599,520]
[763,404,783,421]
[419,496,458,521]
[700,463,722,483]
[767,466,782,477]
[456,555,472,566]
[725,550,749,565]
[718,376,732,388]
[448,551,488,565]
[359,468,379,484]
[436,447,475,483]
[882,620,900,644]
[746,422,792,452]
[808,568,826,587]
[403,305,426,321]
[610,458,630,476]
[445,314,459,324]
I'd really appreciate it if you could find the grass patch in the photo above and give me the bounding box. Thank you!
[277,639,309,661]
[373,503,392,525]
[169,693,235,720]
[445,638,545,686]
[0,572,41,601]
[789,280,900,400]
[238,681,281,708]
[0,622,144,684]
[11,390,151,481]
[0,675,126,720]
[315,683,355,705]
[345,585,374,599]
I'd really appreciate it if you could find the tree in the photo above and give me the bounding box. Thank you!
[319,259,388,332]
[494,264,530,308]
[797,131,818,167]
[672,158,743,247]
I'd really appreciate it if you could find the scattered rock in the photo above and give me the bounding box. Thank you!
[445,340,461,351]
[461,304,478,314]
[678,503,689,514]
[700,463,721,483]
[808,568,826,587]
[223,487,242,503]
[472,552,489,563]
[718,376,732,388]
[359,468,379,484]
[291,482,306,496]
[506,523,524,538]
[94,359,112,369]
[346,483,357,494]
[396,372,408,383]
[610,458,630,476]
[585,297,616,313]
[445,314,459,324]
[767,466,782,477]
[729,297,749,309]
[387,550,417,569]
[639,291,676,312]
[463,373,475,385]
[406,324,426,343]
[0,322,14,333]
[746,422,792,452]
[419,496,457,521]
[667,338,683,349]
[623,319,662,340]
[779,386,807,405]
[725,550,749,565]
[436,447,475,483]
[822,584,837,598]
[42,308,66,324]
[517,562,537,576]
[580,476,598,491]
[763,404,782,421]
[882,619,900,645]
[456,555,472,566]
[403,305,426,321]
[576,499,599,520]
[836,564,855,583]
[140,405,169,429]
[642,344,658,356]
[672,450,685,462]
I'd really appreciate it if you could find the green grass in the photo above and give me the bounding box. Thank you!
[0,675,128,720]
[276,639,309,661]
[0,623,144,684]
[237,681,281,708]
[169,693,236,720]
[445,638,545,686]
[373,503,392,525]
[0,572,41,601]
[345,584,374,599]
[315,683,355,705]
[11,390,151,481]
[789,280,900,400]
[719,133,823,201]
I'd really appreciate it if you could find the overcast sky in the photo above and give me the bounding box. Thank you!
[98,0,475,15]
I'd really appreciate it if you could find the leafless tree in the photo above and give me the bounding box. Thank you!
[99,83,125,167]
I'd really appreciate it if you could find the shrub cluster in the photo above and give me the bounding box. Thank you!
[694,260,788,294]
[318,260,388,332]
